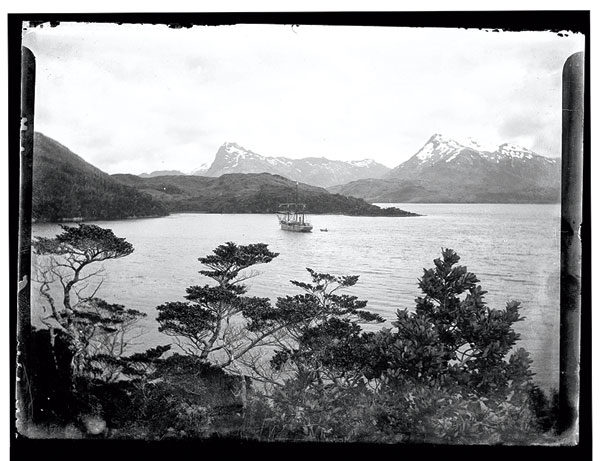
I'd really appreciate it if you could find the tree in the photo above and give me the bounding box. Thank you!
[258,268,384,388]
[377,248,533,395]
[155,244,384,387]
[241,269,385,441]
[156,242,279,367]
[32,224,140,377]
[258,250,538,443]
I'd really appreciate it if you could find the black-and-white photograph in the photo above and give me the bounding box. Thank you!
[12,13,588,447]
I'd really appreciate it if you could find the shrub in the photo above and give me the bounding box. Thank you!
[377,248,534,397]
[372,377,538,444]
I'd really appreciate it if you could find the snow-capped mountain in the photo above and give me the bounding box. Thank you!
[193,142,390,188]
[330,134,560,203]
[388,133,557,177]
[191,163,210,176]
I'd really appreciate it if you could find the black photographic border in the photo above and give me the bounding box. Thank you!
[8,11,591,460]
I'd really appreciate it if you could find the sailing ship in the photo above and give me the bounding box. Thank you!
[277,182,313,232]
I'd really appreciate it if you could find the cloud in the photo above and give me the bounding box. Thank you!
[499,112,548,140]
[22,23,584,173]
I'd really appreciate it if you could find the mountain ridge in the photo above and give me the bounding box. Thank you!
[387,133,557,176]
[188,142,391,187]
[329,133,560,203]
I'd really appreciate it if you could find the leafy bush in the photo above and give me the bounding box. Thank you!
[372,377,538,444]
[247,249,546,443]
[375,248,533,397]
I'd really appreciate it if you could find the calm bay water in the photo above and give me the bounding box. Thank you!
[31,203,561,390]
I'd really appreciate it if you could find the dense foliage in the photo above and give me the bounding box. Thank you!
[375,249,533,395]
[25,232,559,443]
[33,132,168,222]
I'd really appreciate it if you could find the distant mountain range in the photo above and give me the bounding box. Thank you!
[186,142,391,188]
[33,131,560,224]
[139,170,186,178]
[328,134,560,203]
[32,133,168,222]
[32,133,417,222]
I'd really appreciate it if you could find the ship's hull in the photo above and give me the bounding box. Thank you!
[280,222,313,232]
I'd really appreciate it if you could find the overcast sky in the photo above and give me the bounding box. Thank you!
[22,22,584,174]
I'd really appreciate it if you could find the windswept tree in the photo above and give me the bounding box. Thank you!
[156,242,279,367]
[156,243,384,385]
[32,224,144,377]
[242,268,384,387]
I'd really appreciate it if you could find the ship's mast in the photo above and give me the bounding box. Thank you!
[295,181,299,219]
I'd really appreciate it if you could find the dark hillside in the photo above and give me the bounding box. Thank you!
[112,172,418,217]
[32,133,168,222]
